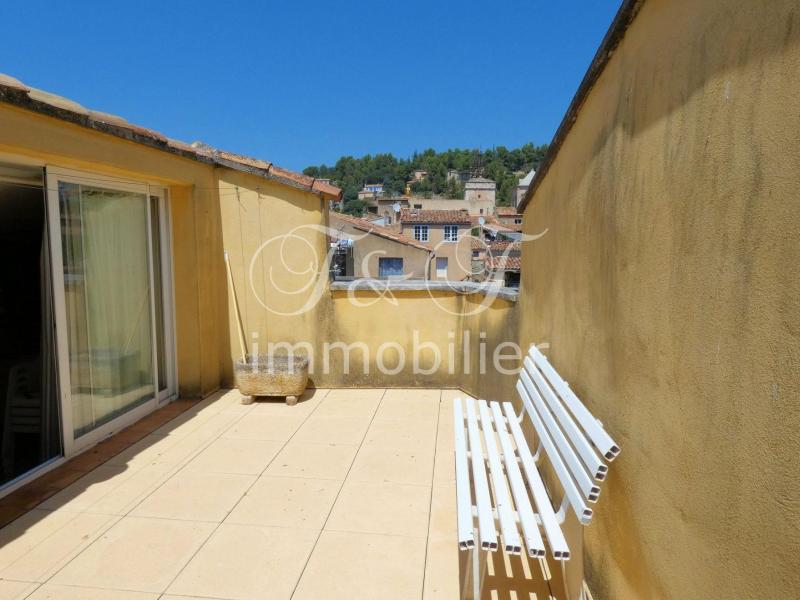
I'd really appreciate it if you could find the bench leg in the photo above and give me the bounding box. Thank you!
[286,395,298,406]
[241,395,254,405]
[472,542,481,600]
[461,527,486,600]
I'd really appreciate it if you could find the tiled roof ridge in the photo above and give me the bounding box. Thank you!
[399,208,472,224]
[332,212,433,252]
[0,73,342,200]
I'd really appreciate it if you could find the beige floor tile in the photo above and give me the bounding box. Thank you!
[323,388,384,400]
[293,530,426,600]
[0,581,38,600]
[382,388,442,402]
[376,389,440,420]
[39,465,136,512]
[423,536,461,600]
[315,389,384,417]
[131,470,255,522]
[221,413,305,442]
[179,409,244,441]
[183,437,283,475]
[292,415,372,445]
[349,441,435,486]
[104,433,205,470]
[249,387,327,416]
[103,434,175,469]
[167,523,317,600]
[265,441,357,480]
[326,480,430,538]
[440,388,471,403]
[226,475,340,529]
[26,583,158,599]
[436,410,456,452]
[433,450,455,484]
[479,549,554,599]
[190,389,242,417]
[148,409,213,438]
[0,509,77,571]
[0,512,118,582]
[51,516,214,593]
[429,484,457,540]
[363,417,438,451]
[84,466,174,515]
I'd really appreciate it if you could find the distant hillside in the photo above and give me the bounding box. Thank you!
[303,144,548,215]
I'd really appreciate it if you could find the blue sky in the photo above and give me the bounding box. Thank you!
[0,1,621,171]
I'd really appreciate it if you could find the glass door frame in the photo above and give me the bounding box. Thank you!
[45,166,177,456]
[148,186,178,406]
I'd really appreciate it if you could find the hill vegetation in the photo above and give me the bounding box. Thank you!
[304,143,548,215]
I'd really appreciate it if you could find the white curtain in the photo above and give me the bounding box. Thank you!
[59,183,154,437]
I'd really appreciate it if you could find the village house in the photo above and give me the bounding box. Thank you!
[469,238,521,286]
[356,182,384,200]
[513,168,535,207]
[365,176,499,221]
[398,208,472,280]
[495,205,523,228]
[463,176,496,215]
[329,211,432,279]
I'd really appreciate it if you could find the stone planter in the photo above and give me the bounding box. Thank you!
[234,353,309,406]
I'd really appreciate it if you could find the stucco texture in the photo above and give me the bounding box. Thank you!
[514,0,800,597]
[0,104,228,400]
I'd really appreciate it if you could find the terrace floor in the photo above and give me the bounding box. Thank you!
[0,388,565,599]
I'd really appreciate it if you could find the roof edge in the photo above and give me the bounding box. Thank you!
[518,0,645,213]
[331,212,433,253]
[0,76,342,201]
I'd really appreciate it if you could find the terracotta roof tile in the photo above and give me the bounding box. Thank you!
[495,207,521,217]
[487,255,521,271]
[488,241,521,253]
[0,73,342,201]
[399,209,471,224]
[470,237,486,250]
[331,212,433,252]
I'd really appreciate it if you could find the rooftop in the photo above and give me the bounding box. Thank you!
[0,73,342,200]
[487,255,522,271]
[495,207,522,217]
[331,212,433,252]
[518,169,536,187]
[0,388,563,598]
[399,209,472,225]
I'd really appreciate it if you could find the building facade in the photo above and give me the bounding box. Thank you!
[329,212,432,279]
[398,209,472,281]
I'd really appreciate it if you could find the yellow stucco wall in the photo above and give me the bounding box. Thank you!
[515,0,800,597]
[216,169,330,387]
[216,167,522,390]
[0,104,227,399]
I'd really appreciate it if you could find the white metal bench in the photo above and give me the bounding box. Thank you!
[453,345,620,561]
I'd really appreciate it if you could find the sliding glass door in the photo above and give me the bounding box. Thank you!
[46,168,175,454]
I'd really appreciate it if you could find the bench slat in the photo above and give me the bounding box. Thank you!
[519,370,601,503]
[530,346,620,460]
[453,399,475,549]
[477,400,522,554]
[516,380,595,523]
[524,357,607,481]
[502,402,574,556]
[489,402,546,558]
[465,399,498,550]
